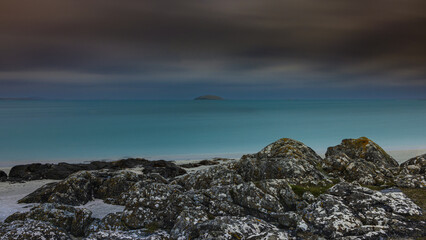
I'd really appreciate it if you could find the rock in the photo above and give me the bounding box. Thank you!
[326,137,398,169]
[85,229,171,240]
[179,160,220,169]
[118,182,195,230]
[0,170,7,181]
[396,154,426,188]
[302,182,425,239]
[0,219,72,240]
[175,215,288,239]
[323,137,398,186]
[19,170,156,205]
[5,204,93,237]
[234,138,328,185]
[399,154,426,175]
[194,95,223,100]
[8,158,186,181]
[175,164,244,190]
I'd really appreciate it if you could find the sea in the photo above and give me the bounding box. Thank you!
[0,100,425,166]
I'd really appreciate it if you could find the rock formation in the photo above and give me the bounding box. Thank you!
[1,137,425,239]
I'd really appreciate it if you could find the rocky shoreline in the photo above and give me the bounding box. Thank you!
[0,137,425,239]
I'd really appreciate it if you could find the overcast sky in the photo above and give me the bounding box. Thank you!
[1,0,425,99]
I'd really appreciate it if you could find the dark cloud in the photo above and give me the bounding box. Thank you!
[0,0,425,98]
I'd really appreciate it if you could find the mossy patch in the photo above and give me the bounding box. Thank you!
[144,222,159,233]
[290,184,335,197]
[400,188,426,221]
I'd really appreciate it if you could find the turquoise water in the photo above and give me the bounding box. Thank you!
[0,100,425,166]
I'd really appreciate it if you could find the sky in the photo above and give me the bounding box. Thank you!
[0,0,425,99]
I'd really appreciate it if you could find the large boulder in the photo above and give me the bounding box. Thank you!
[8,158,186,181]
[5,204,93,237]
[234,138,328,185]
[323,137,398,186]
[326,137,398,168]
[0,170,7,181]
[0,219,72,240]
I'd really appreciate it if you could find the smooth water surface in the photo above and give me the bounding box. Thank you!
[0,100,425,166]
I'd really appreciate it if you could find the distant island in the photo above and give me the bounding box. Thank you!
[194,95,224,100]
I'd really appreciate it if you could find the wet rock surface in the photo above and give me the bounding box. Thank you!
[1,137,425,239]
[8,158,186,181]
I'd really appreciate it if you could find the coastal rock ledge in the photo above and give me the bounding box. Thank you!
[1,137,425,239]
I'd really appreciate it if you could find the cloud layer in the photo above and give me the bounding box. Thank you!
[1,0,425,98]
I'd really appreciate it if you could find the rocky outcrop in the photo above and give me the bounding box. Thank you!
[19,170,166,205]
[0,219,72,240]
[5,204,93,237]
[8,158,186,181]
[323,137,399,186]
[234,138,329,185]
[2,137,424,239]
[0,170,6,181]
[396,154,426,188]
[302,182,424,239]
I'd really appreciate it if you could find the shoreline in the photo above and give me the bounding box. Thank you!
[1,148,425,173]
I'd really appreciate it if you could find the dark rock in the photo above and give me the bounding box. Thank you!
[0,219,72,240]
[194,95,223,100]
[0,170,7,181]
[5,204,93,237]
[8,158,186,181]
[179,159,220,169]
[323,137,399,185]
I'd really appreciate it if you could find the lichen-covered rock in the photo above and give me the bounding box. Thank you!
[85,229,171,240]
[396,154,426,188]
[0,170,7,182]
[174,215,288,240]
[322,153,393,186]
[323,137,398,186]
[5,204,93,237]
[302,182,425,239]
[234,138,328,185]
[88,212,129,232]
[175,164,244,190]
[119,182,195,230]
[0,219,72,240]
[326,137,398,169]
[19,170,163,205]
[170,209,209,239]
[400,154,426,175]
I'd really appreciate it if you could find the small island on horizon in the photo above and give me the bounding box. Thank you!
[194,95,224,100]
